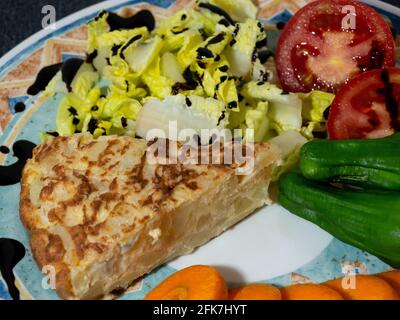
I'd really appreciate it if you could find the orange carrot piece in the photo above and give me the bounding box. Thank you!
[145,265,228,300]
[229,284,281,300]
[280,284,343,300]
[377,271,400,295]
[324,275,399,300]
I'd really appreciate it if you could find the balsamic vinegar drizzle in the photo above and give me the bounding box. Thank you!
[119,34,143,59]
[61,58,84,92]
[0,239,25,300]
[27,63,62,95]
[106,9,155,32]
[0,140,36,186]
[257,49,274,64]
[0,146,10,154]
[86,50,98,64]
[197,47,214,59]
[14,102,26,113]
[27,9,156,96]
[276,21,286,30]
[198,2,235,26]
[46,131,59,137]
[27,57,85,95]
[111,44,122,56]
[206,33,225,46]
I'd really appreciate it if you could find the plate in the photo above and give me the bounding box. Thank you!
[0,0,399,300]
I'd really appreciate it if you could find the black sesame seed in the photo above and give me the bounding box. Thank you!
[68,107,78,116]
[228,101,238,109]
[121,117,128,128]
[220,76,228,82]
[257,22,262,28]
[238,94,244,102]
[0,145,10,154]
[91,106,99,111]
[199,28,207,40]
[257,81,264,86]
[14,102,26,113]
[214,55,221,62]
[181,14,187,21]
[370,47,384,69]
[88,118,98,134]
[323,106,331,120]
[276,21,286,30]
[185,97,192,107]
[72,117,80,125]
[219,65,229,72]
[230,39,237,46]
[252,49,258,62]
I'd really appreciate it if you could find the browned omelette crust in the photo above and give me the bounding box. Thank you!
[20,133,279,299]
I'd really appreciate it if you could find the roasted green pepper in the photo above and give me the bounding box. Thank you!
[300,133,400,190]
[279,171,400,268]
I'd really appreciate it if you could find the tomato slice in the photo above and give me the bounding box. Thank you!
[327,68,400,140]
[275,0,396,93]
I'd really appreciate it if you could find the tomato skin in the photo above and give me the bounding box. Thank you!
[276,0,396,93]
[327,68,400,140]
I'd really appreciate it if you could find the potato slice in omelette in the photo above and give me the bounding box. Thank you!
[20,133,281,299]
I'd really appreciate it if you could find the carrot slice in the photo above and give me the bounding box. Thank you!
[377,271,400,295]
[229,284,281,300]
[145,265,228,300]
[280,284,343,300]
[324,275,399,300]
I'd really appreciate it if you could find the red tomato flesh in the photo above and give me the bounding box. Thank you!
[327,68,400,140]
[276,0,396,93]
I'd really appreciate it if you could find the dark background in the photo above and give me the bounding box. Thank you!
[0,0,399,57]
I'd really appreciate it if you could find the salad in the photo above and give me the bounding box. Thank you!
[29,0,336,164]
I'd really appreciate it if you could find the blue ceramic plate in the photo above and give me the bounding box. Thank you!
[0,0,399,300]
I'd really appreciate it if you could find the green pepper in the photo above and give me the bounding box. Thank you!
[300,133,400,190]
[278,171,400,268]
